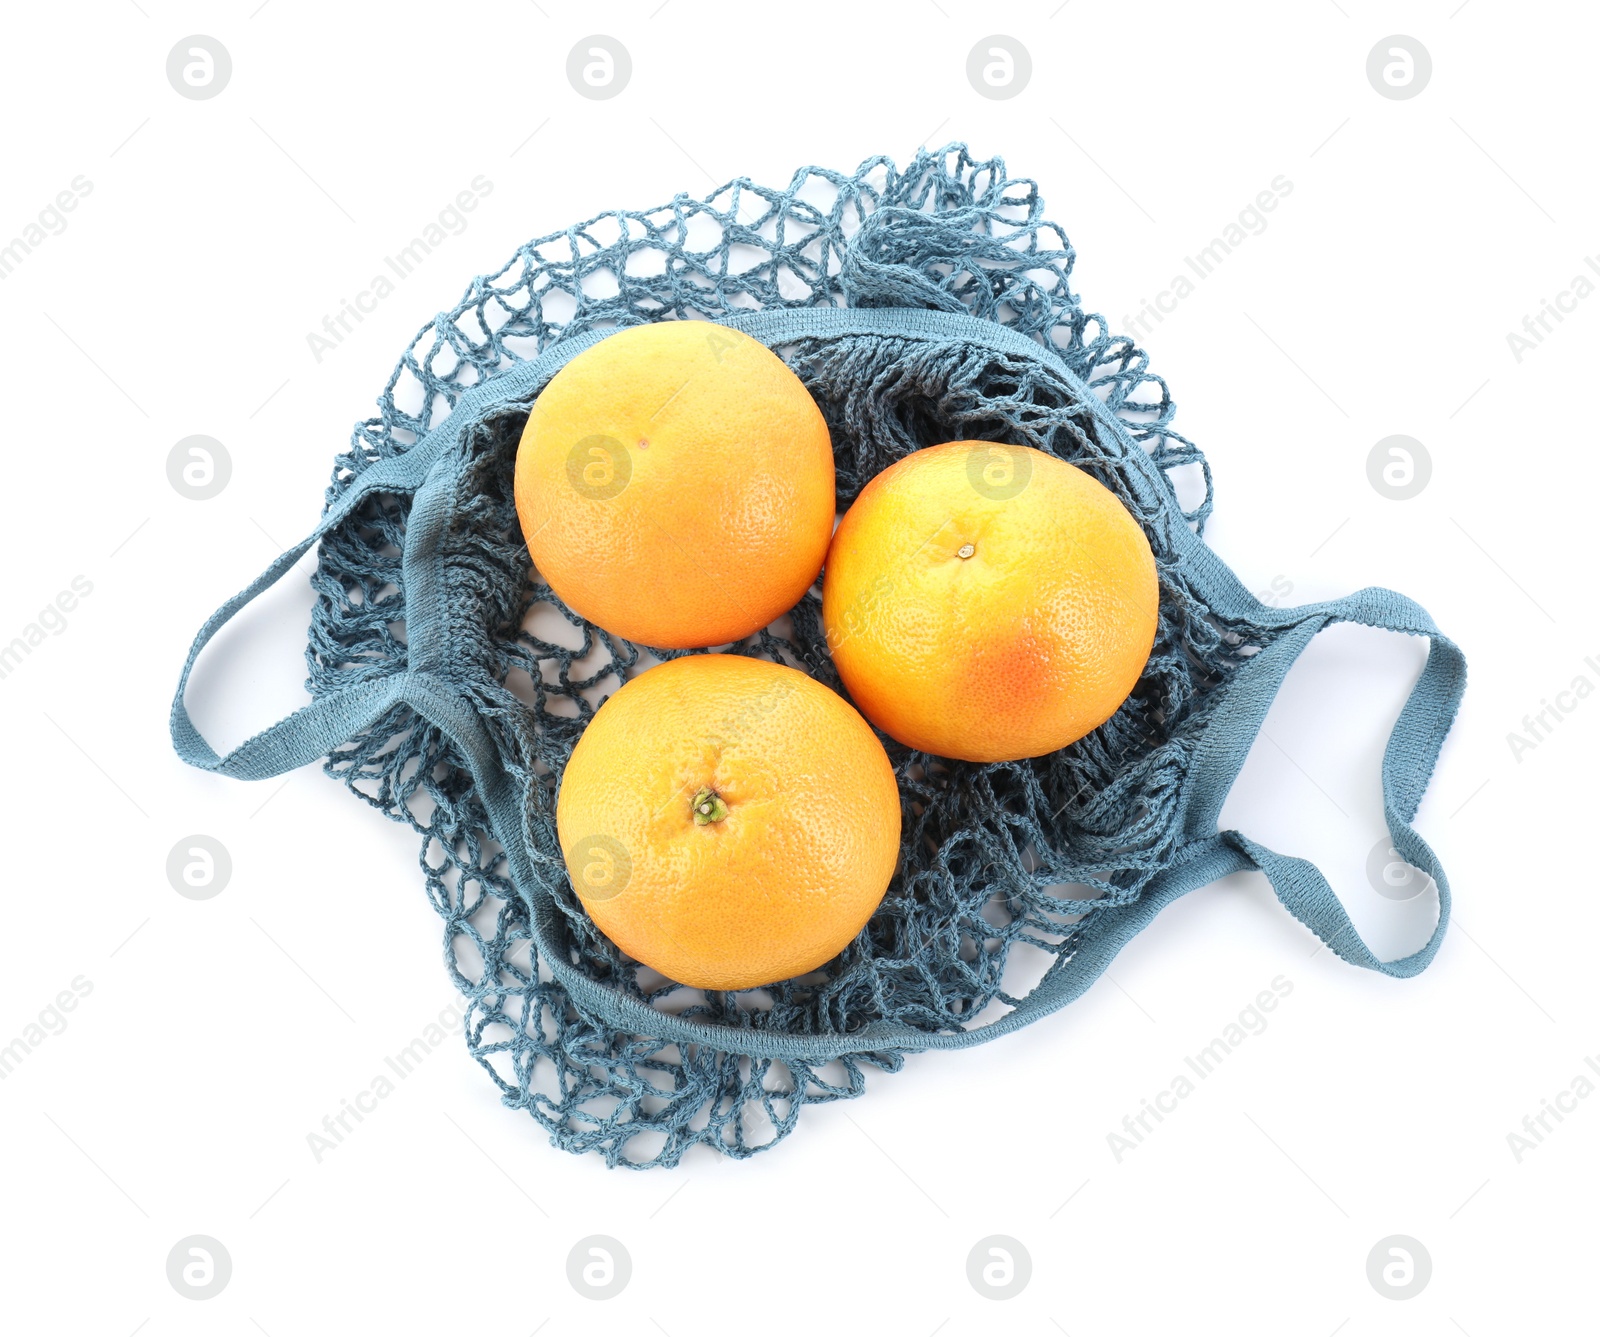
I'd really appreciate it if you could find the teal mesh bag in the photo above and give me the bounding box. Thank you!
[171,145,1464,1168]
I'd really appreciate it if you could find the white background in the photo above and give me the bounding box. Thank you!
[0,2,1593,1332]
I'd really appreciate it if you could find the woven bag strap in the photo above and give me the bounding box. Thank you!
[1194,582,1463,978]
[168,448,441,778]
[168,329,610,778]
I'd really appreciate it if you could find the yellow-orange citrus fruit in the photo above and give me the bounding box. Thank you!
[822,440,1158,763]
[513,321,834,649]
[555,654,901,991]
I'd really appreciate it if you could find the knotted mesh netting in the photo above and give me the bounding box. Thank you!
[306,145,1269,1167]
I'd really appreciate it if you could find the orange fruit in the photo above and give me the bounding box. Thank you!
[555,654,901,991]
[513,321,834,649]
[822,440,1158,763]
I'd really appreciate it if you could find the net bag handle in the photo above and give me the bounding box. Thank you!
[169,328,612,780]
[1165,521,1464,977]
[1213,596,1462,977]
[169,449,439,779]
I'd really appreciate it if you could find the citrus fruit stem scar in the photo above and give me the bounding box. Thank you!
[691,787,729,825]
[957,542,975,559]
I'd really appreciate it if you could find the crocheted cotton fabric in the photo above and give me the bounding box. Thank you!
[172,145,1463,1168]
